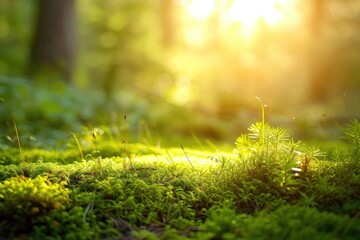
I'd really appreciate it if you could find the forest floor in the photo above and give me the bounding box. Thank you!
[0,120,360,240]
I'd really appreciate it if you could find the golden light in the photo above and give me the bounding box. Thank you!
[186,0,293,36]
[227,0,284,36]
[227,0,286,25]
[187,0,215,20]
[169,77,193,105]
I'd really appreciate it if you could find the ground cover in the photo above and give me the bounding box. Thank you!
[0,118,359,239]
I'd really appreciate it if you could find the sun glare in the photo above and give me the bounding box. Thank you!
[188,0,215,20]
[228,0,286,25]
[186,0,292,35]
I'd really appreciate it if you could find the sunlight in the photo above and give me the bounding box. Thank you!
[187,0,215,20]
[227,0,289,36]
[185,0,293,36]
[228,0,285,25]
[169,77,193,105]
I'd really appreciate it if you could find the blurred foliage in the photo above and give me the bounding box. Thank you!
[0,0,360,142]
[77,0,166,94]
[0,76,103,148]
[0,0,36,76]
[0,76,230,149]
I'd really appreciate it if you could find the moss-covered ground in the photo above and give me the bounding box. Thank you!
[1,120,359,239]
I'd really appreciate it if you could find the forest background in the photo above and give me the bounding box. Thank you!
[1,0,360,147]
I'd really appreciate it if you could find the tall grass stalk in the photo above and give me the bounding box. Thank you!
[122,114,133,170]
[181,144,195,170]
[92,130,103,177]
[72,133,84,160]
[165,147,175,164]
[12,114,24,162]
[256,97,266,149]
[256,96,265,127]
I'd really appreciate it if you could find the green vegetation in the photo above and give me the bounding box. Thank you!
[0,80,359,239]
[1,1,360,239]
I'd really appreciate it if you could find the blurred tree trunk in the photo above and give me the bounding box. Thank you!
[161,0,174,48]
[310,0,324,36]
[308,0,328,101]
[307,0,348,102]
[29,0,76,82]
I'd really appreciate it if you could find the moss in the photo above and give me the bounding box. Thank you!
[0,120,359,239]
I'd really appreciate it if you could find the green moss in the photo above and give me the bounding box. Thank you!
[0,120,359,239]
[0,175,69,236]
[194,205,360,240]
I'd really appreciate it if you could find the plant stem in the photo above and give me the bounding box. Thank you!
[12,114,24,162]
[256,96,265,126]
[181,144,195,170]
[72,133,84,160]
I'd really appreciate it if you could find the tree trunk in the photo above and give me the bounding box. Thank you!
[307,0,332,101]
[307,0,346,102]
[160,0,175,48]
[29,0,76,82]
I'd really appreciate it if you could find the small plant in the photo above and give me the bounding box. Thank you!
[236,98,301,166]
[235,121,305,191]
